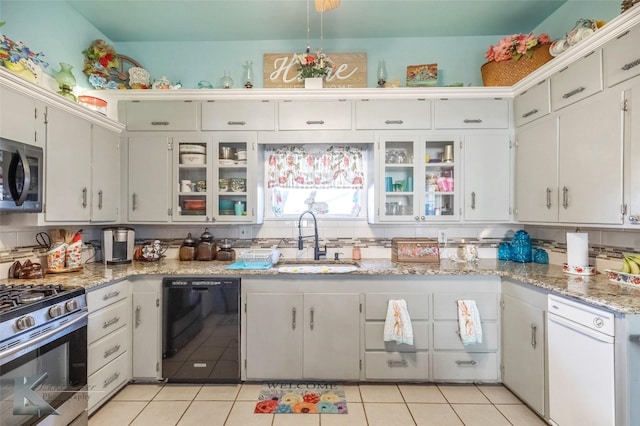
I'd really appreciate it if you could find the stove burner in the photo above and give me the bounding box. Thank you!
[0,284,73,314]
[20,292,45,303]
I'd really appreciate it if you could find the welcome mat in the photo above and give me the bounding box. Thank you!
[255,382,348,414]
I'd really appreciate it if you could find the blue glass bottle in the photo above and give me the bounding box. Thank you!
[497,242,512,261]
[511,230,532,263]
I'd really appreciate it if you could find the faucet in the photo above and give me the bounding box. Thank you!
[297,210,326,260]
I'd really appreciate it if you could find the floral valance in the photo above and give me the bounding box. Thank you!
[266,145,364,189]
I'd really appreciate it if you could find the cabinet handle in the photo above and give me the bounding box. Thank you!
[98,190,103,210]
[384,120,404,125]
[630,335,640,344]
[135,305,142,327]
[387,360,408,368]
[104,344,121,358]
[562,186,569,209]
[463,119,482,123]
[471,191,476,210]
[521,109,539,118]
[227,121,246,126]
[132,193,138,211]
[310,307,315,330]
[292,307,296,330]
[455,360,477,366]
[622,58,640,71]
[82,187,88,208]
[103,371,120,388]
[306,120,325,125]
[629,216,639,224]
[103,316,120,328]
[531,323,537,349]
[546,187,552,209]
[562,87,585,99]
[151,121,169,126]
[102,290,120,301]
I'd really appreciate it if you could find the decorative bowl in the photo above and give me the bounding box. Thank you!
[180,153,205,165]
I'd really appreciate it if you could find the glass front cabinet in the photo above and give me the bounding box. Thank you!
[377,135,460,222]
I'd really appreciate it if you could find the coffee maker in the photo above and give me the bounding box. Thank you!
[103,227,135,264]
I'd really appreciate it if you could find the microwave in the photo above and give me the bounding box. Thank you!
[0,137,43,212]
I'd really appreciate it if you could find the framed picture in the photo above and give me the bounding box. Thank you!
[406,63,438,87]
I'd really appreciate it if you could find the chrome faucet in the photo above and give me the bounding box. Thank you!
[297,210,326,260]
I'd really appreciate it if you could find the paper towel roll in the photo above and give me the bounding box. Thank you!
[567,233,589,267]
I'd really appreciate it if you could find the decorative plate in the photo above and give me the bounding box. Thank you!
[562,263,596,276]
[605,269,640,287]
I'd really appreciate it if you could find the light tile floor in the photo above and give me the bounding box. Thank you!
[89,383,548,426]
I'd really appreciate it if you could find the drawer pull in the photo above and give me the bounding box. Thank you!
[131,193,138,211]
[103,371,120,388]
[135,305,142,327]
[310,307,315,330]
[82,187,88,208]
[306,120,325,125]
[98,190,103,210]
[521,109,539,118]
[562,186,569,209]
[455,360,477,366]
[292,307,296,330]
[546,187,552,209]
[103,316,120,328]
[622,58,640,71]
[562,87,585,99]
[387,360,409,368]
[471,191,476,210]
[104,344,121,358]
[151,121,170,126]
[531,324,538,349]
[227,120,246,125]
[102,290,120,301]
[384,120,404,125]
[463,119,482,124]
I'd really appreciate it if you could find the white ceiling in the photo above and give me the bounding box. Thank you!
[66,0,570,42]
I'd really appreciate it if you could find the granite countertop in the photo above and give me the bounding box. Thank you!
[3,258,640,315]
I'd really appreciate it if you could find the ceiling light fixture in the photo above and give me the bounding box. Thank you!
[315,0,340,12]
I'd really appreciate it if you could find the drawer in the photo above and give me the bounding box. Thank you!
[551,50,603,111]
[365,321,429,351]
[432,292,498,320]
[365,293,429,320]
[88,299,129,344]
[202,100,275,130]
[278,100,352,130]
[87,280,129,312]
[355,99,431,129]
[514,79,550,127]
[604,27,640,87]
[365,352,429,380]
[125,101,198,131]
[88,351,130,411]
[88,325,130,375]
[432,352,498,381]
[432,321,498,351]
[434,99,509,129]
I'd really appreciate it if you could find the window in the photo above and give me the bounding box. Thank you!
[264,144,369,218]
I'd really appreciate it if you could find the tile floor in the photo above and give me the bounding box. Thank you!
[89,383,548,426]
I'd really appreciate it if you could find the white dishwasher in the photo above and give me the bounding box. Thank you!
[547,295,615,426]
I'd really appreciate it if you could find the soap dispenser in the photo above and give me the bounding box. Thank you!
[195,228,216,261]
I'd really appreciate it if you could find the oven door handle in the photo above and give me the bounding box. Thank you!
[0,312,88,359]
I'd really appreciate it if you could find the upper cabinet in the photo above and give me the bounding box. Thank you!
[123,100,198,131]
[434,99,509,129]
[278,100,352,130]
[514,79,550,127]
[355,99,431,130]
[201,100,275,131]
[0,86,44,146]
[550,50,603,111]
[604,26,640,88]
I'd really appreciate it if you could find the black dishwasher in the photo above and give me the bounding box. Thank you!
[162,277,240,383]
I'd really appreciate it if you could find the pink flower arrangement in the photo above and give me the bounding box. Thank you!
[485,33,551,62]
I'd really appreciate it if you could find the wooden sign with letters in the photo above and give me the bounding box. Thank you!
[263,52,367,88]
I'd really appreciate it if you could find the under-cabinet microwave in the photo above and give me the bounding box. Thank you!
[0,137,43,212]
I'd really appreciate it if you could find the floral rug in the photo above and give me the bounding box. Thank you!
[254,382,347,414]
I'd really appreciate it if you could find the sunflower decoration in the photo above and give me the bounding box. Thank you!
[82,39,120,89]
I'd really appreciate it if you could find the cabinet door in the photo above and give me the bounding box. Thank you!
[202,100,275,131]
[173,138,211,222]
[303,293,360,380]
[423,138,460,221]
[278,100,352,130]
[551,50,603,111]
[515,117,558,222]
[245,293,303,379]
[558,90,623,224]
[45,107,92,222]
[0,86,41,145]
[604,26,640,88]
[514,79,550,127]
[91,125,120,222]
[626,78,640,224]
[132,291,161,379]
[378,135,419,222]
[502,294,545,416]
[128,136,171,222]
[434,99,509,129]
[463,134,510,221]
[124,101,198,131]
[355,99,431,130]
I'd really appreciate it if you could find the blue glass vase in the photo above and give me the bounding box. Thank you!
[511,230,532,263]
[498,242,512,261]
[533,248,549,264]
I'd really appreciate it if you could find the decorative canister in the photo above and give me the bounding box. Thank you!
[179,233,196,261]
[195,228,216,261]
[511,230,532,263]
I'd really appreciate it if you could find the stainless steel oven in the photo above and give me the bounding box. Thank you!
[0,137,43,213]
[0,285,88,426]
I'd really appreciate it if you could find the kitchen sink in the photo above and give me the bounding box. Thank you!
[276,259,360,274]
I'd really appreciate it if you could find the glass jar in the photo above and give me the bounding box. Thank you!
[243,60,254,88]
[511,230,532,263]
[216,239,236,261]
[497,242,512,261]
[195,228,216,261]
[221,70,233,89]
[179,233,196,261]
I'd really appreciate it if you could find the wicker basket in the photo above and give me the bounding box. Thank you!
[481,43,553,86]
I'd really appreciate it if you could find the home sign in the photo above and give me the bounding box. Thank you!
[263,53,367,88]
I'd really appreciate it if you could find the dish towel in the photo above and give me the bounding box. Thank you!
[457,300,483,345]
[383,299,414,345]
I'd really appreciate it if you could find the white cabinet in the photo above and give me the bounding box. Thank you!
[624,77,640,225]
[131,277,162,380]
[202,100,275,131]
[127,136,172,222]
[278,100,352,130]
[91,124,120,222]
[501,280,547,417]
[550,50,603,111]
[0,86,44,146]
[604,26,640,88]
[245,292,360,380]
[462,134,511,221]
[434,99,510,129]
[514,79,550,127]
[355,99,431,130]
[124,100,198,131]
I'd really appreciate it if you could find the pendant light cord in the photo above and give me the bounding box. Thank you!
[306,0,311,53]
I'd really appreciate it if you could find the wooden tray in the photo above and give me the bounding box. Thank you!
[47,266,83,274]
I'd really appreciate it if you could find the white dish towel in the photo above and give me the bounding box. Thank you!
[383,299,414,345]
[457,300,483,345]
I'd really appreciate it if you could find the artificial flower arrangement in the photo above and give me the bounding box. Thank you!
[295,50,336,80]
[485,32,551,63]
[82,39,120,89]
[0,22,49,72]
